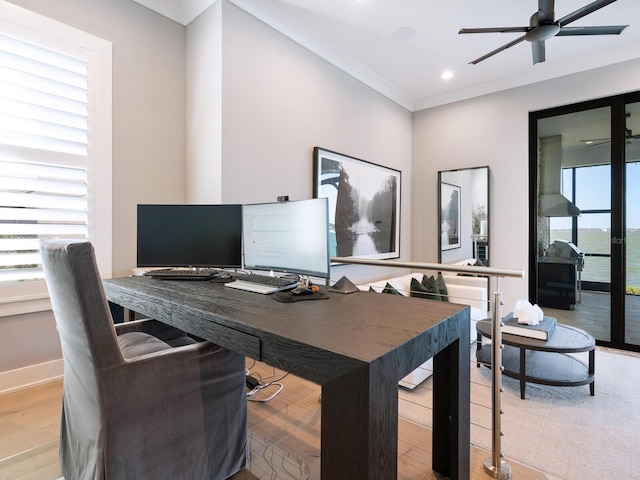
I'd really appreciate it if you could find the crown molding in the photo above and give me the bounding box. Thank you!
[228,0,415,111]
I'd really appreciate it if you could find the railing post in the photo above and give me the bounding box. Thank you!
[483,289,512,479]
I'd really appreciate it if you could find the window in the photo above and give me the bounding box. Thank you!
[0,2,112,316]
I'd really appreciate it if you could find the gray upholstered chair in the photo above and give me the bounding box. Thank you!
[40,239,247,480]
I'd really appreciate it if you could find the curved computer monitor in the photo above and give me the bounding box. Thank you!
[242,198,330,279]
[137,204,242,268]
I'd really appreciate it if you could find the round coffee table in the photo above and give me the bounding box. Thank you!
[476,320,595,399]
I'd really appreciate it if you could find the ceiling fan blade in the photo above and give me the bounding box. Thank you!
[556,25,628,36]
[538,0,555,23]
[459,27,529,34]
[468,36,526,65]
[532,41,546,64]
[556,0,618,27]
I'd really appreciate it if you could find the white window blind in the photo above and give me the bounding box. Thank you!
[0,32,89,282]
[0,1,112,316]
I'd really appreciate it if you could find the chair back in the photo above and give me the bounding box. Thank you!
[40,240,123,424]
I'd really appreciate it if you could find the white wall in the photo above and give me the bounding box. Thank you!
[412,58,640,309]
[215,0,413,283]
[1,0,187,388]
[186,1,223,203]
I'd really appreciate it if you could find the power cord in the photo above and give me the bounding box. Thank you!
[246,374,284,402]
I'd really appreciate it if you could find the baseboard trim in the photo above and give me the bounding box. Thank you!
[0,359,63,396]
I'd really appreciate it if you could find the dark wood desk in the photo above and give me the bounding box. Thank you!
[104,277,470,480]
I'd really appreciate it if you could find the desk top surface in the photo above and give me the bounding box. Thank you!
[104,276,469,380]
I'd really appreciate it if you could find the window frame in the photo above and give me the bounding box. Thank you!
[0,1,112,317]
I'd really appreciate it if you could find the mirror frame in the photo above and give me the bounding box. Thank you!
[438,166,490,265]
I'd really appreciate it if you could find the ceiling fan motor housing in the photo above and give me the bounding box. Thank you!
[525,23,561,42]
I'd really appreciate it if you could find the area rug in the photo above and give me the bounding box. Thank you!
[399,346,640,480]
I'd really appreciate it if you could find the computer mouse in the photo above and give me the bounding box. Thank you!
[218,272,232,279]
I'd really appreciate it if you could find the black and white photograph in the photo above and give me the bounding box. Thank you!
[313,147,400,260]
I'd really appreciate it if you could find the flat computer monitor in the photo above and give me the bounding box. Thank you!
[137,204,242,268]
[242,198,330,279]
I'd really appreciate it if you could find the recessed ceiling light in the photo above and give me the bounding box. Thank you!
[441,70,454,80]
[392,27,416,42]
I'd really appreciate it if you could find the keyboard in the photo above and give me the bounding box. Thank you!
[225,273,298,294]
[144,268,218,280]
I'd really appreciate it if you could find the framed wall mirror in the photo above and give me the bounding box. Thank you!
[438,166,490,265]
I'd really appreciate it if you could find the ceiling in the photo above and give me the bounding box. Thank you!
[132,0,639,112]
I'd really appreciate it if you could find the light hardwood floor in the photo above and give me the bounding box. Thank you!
[0,360,547,480]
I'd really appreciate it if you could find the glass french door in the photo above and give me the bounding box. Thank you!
[531,92,640,352]
[624,100,640,348]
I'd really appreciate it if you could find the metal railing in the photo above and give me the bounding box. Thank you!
[331,256,524,479]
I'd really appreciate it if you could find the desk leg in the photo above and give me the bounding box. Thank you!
[108,301,125,324]
[433,339,470,480]
[321,360,397,479]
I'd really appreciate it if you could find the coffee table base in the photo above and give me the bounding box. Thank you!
[476,343,595,399]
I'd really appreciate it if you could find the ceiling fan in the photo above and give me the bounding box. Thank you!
[459,0,628,65]
[582,113,640,146]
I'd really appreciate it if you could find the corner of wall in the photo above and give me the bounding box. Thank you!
[186,0,223,203]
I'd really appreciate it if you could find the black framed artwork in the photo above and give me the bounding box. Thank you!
[313,147,401,260]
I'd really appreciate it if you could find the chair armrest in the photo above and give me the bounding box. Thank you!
[102,341,244,412]
[115,318,192,343]
[100,341,246,478]
[115,336,216,363]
